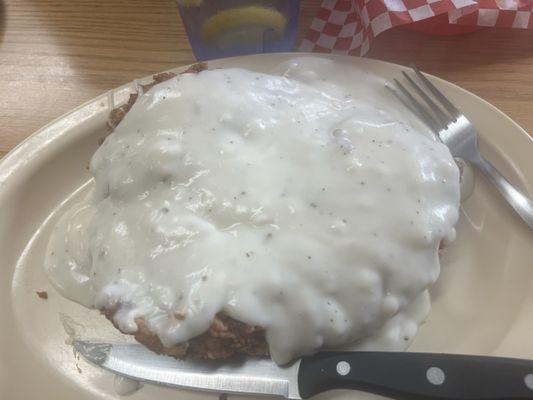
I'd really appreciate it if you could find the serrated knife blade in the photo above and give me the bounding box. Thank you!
[73,341,302,399]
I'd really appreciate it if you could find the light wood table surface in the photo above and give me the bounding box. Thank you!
[1,0,532,159]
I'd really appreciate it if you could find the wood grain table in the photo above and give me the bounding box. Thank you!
[1,0,532,160]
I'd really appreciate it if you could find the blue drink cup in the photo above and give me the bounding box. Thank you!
[177,0,300,61]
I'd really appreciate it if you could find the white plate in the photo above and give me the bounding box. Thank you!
[1,53,533,400]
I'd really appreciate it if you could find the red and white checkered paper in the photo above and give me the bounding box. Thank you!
[301,0,533,55]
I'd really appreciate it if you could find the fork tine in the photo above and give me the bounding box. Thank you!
[392,78,440,133]
[385,84,425,121]
[386,84,439,133]
[402,71,449,129]
[411,65,460,120]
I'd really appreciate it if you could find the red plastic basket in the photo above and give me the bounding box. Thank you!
[406,13,481,35]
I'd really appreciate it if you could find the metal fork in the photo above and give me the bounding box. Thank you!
[387,66,533,230]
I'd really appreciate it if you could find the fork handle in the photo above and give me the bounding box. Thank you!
[469,155,533,230]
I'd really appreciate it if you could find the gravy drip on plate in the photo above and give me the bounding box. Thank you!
[45,58,460,364]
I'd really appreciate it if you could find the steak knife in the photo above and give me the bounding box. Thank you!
[73,341,533,399]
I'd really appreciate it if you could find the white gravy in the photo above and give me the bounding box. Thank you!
[113,376,142,396]
[45,57,460,365]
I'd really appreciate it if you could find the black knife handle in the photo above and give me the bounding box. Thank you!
[298,351,533,399]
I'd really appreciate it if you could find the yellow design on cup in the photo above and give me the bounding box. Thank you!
[201,6,287,48]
